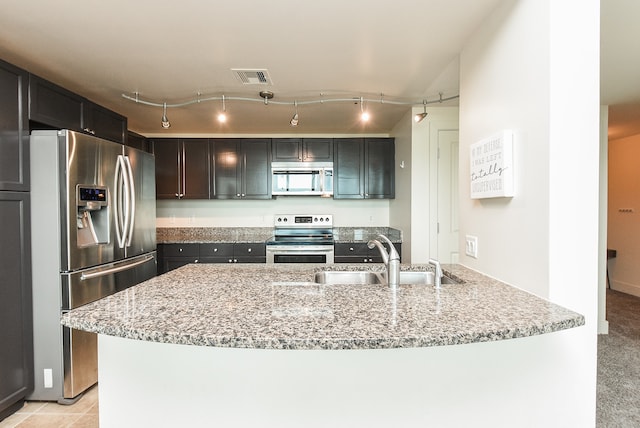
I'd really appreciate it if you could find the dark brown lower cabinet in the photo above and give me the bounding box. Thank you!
[334,242,402,263]
[157,243,266,274]
[0,192,33,421]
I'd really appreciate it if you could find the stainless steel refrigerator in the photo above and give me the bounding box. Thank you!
[28,130,157,403]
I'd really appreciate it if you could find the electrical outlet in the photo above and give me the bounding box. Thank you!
[44,368,53,388]
[465,235,478,258]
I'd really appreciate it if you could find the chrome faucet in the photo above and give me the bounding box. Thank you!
[367,234,401,289]
[428,258,443,289]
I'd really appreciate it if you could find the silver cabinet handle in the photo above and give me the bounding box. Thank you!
[213,248,218,252]
[247,248,252,253]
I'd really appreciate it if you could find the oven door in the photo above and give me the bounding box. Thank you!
[266,245,334,263]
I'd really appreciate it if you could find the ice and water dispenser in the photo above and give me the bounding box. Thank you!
[76,185,109,247]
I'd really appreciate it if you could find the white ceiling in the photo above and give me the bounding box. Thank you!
[0,0,635,138]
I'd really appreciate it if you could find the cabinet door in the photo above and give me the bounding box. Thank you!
[211,139,241,199]
[182,139,210,199]
[234,243,266,263]
[333,138,364,199]
[157,244,199,274]
[28,74,83,130]
[152,139,181,199]
[199,243,234,263]
[303,138,333,161]
[82,102,127,144]
[365,138,395,199]
[0,192,33,415]
[0,60,29,191]
[272,138,301,161]
[241,139,271,199]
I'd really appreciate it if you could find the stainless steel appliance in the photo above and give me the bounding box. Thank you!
[28,130,157,403]
[271,162,333,196]
[266,214,334,263]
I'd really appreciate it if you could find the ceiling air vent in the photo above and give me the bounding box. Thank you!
[232,69,272,85]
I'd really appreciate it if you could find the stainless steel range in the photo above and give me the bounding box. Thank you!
[266,214,334,263]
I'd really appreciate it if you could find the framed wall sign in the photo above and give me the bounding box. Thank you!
[470,130,514,199]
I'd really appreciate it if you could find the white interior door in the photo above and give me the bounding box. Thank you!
[437,130,459,264]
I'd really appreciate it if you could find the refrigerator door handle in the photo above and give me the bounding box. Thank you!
[80,254,155,281]
[124,156,136,247]
[114,155,132,249]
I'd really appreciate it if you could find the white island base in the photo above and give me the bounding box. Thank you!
[98,329,591,428]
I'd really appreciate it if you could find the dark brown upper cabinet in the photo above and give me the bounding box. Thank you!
[272,138,333,162]
[152,138,210,199]
[28,74,127,144]
[211,138,271,200]
[0,59,29,191]
[334,137,394,199]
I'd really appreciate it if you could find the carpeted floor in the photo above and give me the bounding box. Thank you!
[597,289,640,427]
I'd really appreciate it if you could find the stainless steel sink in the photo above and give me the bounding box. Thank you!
[313,270,459,286]
[398,271,434,284]
[398,271,459,285]
[313,271,385,285]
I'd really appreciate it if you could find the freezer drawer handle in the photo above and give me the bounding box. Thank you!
[80,255,155,281]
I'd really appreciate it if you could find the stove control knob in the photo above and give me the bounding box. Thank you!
[325,217,330,222]
[277,217,282,222]
[283,217,288,222]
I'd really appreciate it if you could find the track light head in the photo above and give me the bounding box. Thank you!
[290,100,299,127]
[161,103,171,129]
[414,100,428,123]
[218,95,227,123]
[414,112,428,123]
[359,97,370,122]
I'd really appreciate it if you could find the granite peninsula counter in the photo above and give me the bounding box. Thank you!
[65,263,586,428]
[62,263,582,349]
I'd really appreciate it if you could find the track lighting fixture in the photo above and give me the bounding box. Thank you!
[217,95,227,123]
[124,91,459,128]
[161,102,170,129]
[259,90,274,105]
[414,100,428,123]
[290,101,299,127]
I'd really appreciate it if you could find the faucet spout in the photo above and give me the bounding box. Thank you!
[428,258,443,289]
[367,234,401,289]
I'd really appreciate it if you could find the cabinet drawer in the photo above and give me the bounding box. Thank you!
[334,243,370,256]
[234,243,266,257]
[163,244,199,257]
[199,243,234,257]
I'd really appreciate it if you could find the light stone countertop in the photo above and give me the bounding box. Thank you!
[61,263,584,350]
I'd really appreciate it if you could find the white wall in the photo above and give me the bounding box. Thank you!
[390,106,459,264]
[389,110,413,260]
[157,198,390,228]
[459,0,599,425]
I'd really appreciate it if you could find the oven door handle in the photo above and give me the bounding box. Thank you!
[266,246,335,253]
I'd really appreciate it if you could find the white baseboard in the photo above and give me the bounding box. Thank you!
[610,280,640,298]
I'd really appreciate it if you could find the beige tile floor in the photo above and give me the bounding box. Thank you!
[0,385,98,428]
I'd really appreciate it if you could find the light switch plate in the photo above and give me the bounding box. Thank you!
[465,235,478,258]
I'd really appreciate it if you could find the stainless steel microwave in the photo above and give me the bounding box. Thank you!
[271,162,333,196]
